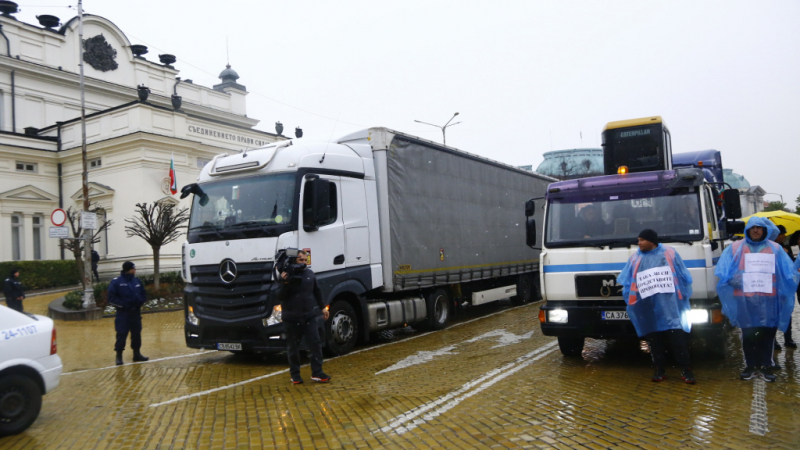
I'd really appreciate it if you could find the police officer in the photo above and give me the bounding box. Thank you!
[3,268,25,312]
[278,250,331,384]
[108,261,149,365]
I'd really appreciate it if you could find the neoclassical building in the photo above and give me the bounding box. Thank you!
[0,7,283,276]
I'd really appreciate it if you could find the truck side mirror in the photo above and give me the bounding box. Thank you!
[721,188,742,219]
[524,199,536,217]
[725,220,745,236]
[180,183,209,206]
[526,217,537,248]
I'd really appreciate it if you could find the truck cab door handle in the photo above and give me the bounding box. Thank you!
[333,255,345,265]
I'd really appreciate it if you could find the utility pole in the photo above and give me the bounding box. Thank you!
[78,0,95,308]
[414,112,461,147]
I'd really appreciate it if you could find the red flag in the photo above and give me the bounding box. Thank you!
[169,154,177,195]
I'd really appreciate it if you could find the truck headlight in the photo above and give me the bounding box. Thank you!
[187,306,199,326]
[689,309,709,324]
[548,309,568,324]
[263,304,282,326]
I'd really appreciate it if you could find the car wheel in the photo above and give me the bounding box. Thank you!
[557,336,585,357]
[325,300,358,356]
[511,274,535,305]
[0,374,43,437]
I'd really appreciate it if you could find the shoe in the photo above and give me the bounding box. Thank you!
[740,367,756,380]
[651,368,666,382]
[785,341,798,349]
[115,351,123,366]
[681,369,697,385]
[311,373,331,383]
[291,376,304,385]
[774,342,782,350]
[132,351,149,362]
[761,368,776,382]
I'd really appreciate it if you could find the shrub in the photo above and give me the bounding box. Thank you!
[93,282,110,308]
[0,260,80,291]
[63,290,84,310]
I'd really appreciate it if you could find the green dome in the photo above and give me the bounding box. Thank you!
[535,148,604,180]
[723,169,750,189]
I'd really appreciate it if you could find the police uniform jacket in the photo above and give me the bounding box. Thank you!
[3,277,24,301]
[108,272,146,311]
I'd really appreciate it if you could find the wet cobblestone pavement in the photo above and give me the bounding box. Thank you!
[4,293,800,449]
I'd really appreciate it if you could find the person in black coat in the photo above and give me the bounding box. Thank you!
[3,268,25,312]
[108,261,149,365]
[277,250,331,384]
[91,249,101,282]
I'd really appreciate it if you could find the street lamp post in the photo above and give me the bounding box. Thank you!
[764,193,784,203]
[414,112,461,146]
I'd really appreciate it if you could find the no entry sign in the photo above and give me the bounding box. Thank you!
[51,208,67,227]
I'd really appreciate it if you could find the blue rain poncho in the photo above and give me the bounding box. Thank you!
[617,244,693,337]
[715,217,799,332]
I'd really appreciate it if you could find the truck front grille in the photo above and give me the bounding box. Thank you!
[191,261,274,320]
[575,274,624,298]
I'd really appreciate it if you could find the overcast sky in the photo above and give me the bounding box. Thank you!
[17,1,800,205]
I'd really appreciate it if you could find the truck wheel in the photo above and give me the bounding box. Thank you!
[557,336,585,357]
[511,274,535,306]
[426,288,451,330]
[325,301,358,356]
[0,374,42,437]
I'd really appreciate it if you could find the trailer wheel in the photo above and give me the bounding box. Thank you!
[426,288,451,330]
[511,274,535,306]
[325,301,358,356]
[557,336,585,357]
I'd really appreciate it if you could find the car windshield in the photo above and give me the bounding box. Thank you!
[187,173,296,242]
[545,187,702,248]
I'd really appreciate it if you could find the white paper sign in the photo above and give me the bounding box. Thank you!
[743,272,773,294]
[744,253,775,274]
[636,266,675,299]
[49,226,69,238]
[80,211,97,230]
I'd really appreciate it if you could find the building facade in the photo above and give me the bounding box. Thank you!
[0,10,283,276]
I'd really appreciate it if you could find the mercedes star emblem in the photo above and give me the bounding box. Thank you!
[219,259,238,284]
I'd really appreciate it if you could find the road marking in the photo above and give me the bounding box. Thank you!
[148,302,539,407]
[376,329,535,375]
[376,346,458,375]
[376,340,558,435]
[749,377,769,435]
[465,329,534,348]
[62,351,218,375]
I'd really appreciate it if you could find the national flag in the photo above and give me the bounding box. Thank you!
[169,154,177,195]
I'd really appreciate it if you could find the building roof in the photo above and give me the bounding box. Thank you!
[722,168,750,189]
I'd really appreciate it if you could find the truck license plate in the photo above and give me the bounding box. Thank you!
[217,343,242,351]
[601,311,629,320]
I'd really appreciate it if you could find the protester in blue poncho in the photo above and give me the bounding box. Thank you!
[617,229,695,384]
[716,217,799,382]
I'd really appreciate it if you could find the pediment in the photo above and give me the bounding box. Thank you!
[156,196,180,206]
[71,182,116,201]
[0,185,58,202]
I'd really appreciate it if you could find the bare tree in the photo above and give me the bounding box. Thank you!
[124,202,189,290]
[60,205,113,289]
[557,158,574,180]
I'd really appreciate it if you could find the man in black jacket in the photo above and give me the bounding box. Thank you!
[3,268,25,312]
[278,250,331,384]
[91,249,101,282]
[108,261,149,365]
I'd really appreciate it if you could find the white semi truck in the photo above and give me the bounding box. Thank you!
[181,128,553,355]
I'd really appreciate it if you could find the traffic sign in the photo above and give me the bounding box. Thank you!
[80,211,97,230]
[51,208,67,227]
[49,226,69,238]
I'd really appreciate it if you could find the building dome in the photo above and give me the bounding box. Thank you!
[535,148,604,180]
[723,168,750,189]
[218,64,239,82]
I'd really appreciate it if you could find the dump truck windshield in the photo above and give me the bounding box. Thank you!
[187,173,296,243]
[545,187,702,248]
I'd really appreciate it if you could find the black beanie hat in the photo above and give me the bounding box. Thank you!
[122,261,136,272]
[638,229,659,244]
[9,267,18,277]
[777,225,787,235]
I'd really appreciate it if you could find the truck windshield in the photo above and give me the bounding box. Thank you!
[604,124,664,173]
[545,187,702,248]
[187,173,296,243]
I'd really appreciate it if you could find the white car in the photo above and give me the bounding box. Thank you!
[0,304,62,436]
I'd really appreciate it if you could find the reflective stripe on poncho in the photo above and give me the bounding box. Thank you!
[715,217,799,331]
[617,244,693,337]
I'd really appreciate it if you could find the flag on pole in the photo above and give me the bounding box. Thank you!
[169,153,177,195]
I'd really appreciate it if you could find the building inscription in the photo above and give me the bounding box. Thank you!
[188,126,271,147]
